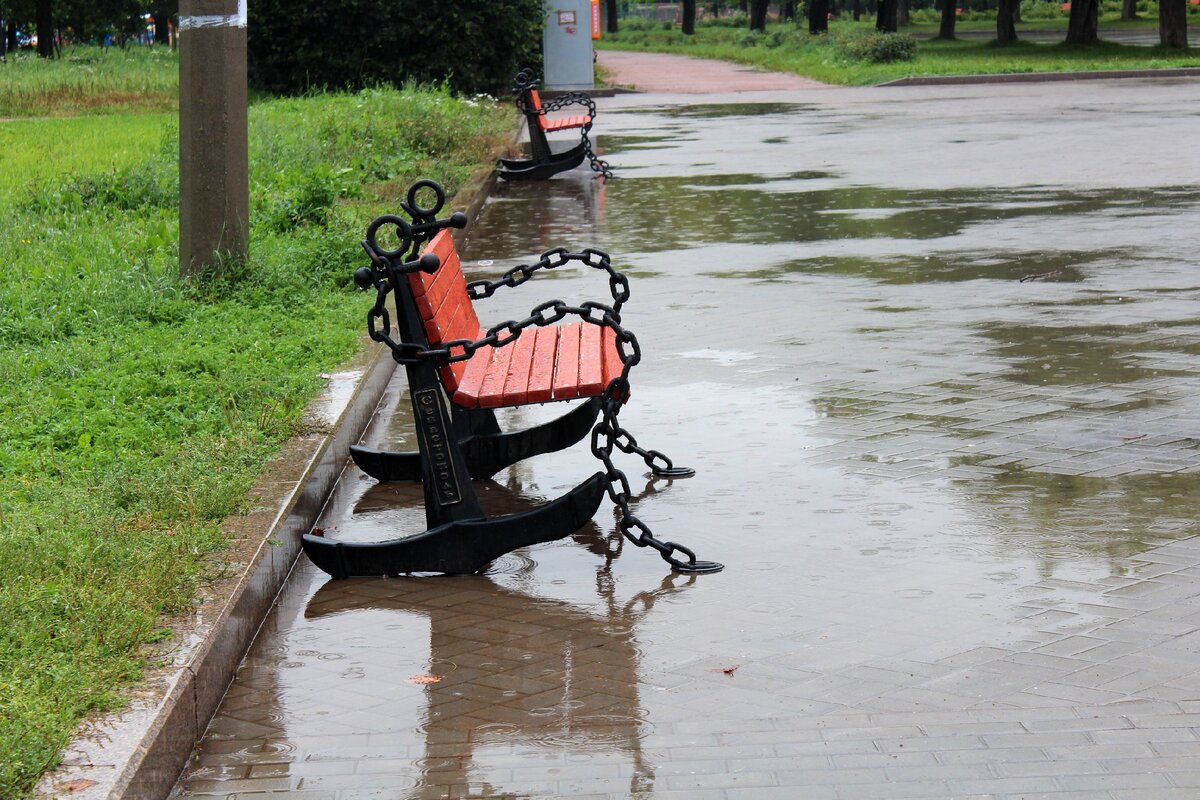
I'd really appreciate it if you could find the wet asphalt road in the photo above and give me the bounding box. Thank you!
[174,76,1200,798]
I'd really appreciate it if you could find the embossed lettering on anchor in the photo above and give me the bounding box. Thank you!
[414,389,462,505]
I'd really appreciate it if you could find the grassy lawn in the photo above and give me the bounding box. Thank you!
[0,46,177,117]
[0,47,512,799]
[599,16,1200,85]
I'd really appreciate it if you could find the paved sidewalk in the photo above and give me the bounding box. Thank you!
[172,62,1200,800]
[599,50,830,93]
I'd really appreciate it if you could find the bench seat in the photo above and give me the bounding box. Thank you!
[454,322,621,408]
[540,114,591,133]
[408,229,622,410]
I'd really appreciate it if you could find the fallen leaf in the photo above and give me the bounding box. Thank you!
[63,780,98,793]
[711,664,740,676]
[408,675,442,685]
[310,528,325,538]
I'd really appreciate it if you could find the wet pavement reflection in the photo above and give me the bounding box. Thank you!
[176,82,1200,798]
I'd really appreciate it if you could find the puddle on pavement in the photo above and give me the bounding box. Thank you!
[662,102,817,118]
[981,320,1200,386]
[175,100,1200,798]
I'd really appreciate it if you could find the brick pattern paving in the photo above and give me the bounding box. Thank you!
[173,74,1200,799]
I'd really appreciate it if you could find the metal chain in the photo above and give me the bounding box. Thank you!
[362,244,718,574]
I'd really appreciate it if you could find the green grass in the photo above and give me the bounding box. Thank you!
[0,46,178,117]
[0,115,171,200]
[599,17,1200,85]
[0,52,512,797]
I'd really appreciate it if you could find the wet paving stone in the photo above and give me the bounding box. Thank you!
[174,80,1200,798]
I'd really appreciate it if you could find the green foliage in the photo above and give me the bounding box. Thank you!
[765,28,805,48]
[620,16,664,30]
[739,29,767,46]
[0,82,509,798]
[247,0,545,97]
[833,29,919,62]
[709,11,751,25]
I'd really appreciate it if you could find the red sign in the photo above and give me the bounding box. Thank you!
[591,0,601,39]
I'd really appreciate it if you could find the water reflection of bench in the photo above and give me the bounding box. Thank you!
[304,566,695,797]
[302,179,720,578]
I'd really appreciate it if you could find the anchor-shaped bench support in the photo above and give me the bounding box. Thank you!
[303,180,720,578]
[349,397,600,482]
[497,68,612,182]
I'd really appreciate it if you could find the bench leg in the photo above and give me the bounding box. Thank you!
[350,398,601,482]
[497,140,588,181]
[302,472,606,577]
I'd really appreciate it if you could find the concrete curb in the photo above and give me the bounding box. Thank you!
[36,171,499,800]
[879,67,1200,86]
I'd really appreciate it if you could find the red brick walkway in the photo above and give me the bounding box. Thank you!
[598,49,831,93]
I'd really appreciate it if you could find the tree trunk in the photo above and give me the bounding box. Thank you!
[606,0,619,32]
[682,0,697,32]
[749,0,769,29]
[1013,0,1022,21]
[738,0,748,12]
[899,0,910,25]
[996,0,1018,41]
[1120,0,1138,19]
[876,0,897,31]
[36,0,54,57]
[809,0,830,30]
[154,11,170,44]
[1065,0,1098,43]
[853,0,862,20]
[1159,0,1187,45]
[938,0,957,37]
[783,0,797,20]
[6,20,17,54]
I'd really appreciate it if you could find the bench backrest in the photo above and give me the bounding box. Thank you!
[524,88,553,133]
[407,229,481,393]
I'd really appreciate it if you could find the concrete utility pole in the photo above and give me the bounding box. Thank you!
[178,0,249,278]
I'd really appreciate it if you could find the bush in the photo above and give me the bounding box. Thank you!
[739,29,766,46]
[620,16,662,30]
[248,0,543,96]
[833,30,917,63]
[709,11,751,26]
[765,29,804,48]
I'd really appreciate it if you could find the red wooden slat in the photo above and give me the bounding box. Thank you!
[478,344,516,408]
[544,115,591,132]
[577,324,604,397]
[421,250,460,322]
[527,327,558,403]
[552,323,582,400]
[409,229,454,298]
[440,363,460,394]
[501,329,538,405]
[454,339,491,408]
[425,292,458,345]
[601,326,622,387]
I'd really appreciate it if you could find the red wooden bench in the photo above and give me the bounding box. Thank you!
[412,230,624,408]
[497,68,613,181]
[302,180,720,579]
